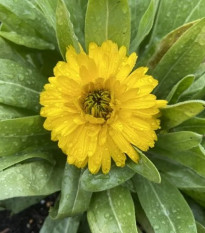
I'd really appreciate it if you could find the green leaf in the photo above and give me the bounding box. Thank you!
[80,166,135,192]
[0,59,46,111]
[160,100,205,129]
[127,147,161,183]
[0,116,50,157]
[87,186,138,233]
[185,190,205,208]
[151,155,205,191]
[0,104,28,120]
[40,216,80,233]
[197,222,205,233]
[181,73,205,100]
[129,0,151,45]
[154,131,202,151]
[0,154,65,200]
[50,164,92,219]
[0,196,43,214]
[85,0,130,50]
[64,0,88,47]
[130,0,159,52]
[147,21,199,69]
[56,0,80,60]
[174,117,205,134]
[167,75,195,104]
[152,18,205,98]
[135,176,197,233]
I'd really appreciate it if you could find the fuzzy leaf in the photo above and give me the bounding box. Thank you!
[160,100,205,129]
[50,164,91,219]
[80,166,135,192]
[134,176,197,233]
[85,0,130,50]
[56,0,80,60]
[87,186,138,233]
[166,75,195,104]
[152,18,205,98]
[40,216,80,233]
[127,147,161,183]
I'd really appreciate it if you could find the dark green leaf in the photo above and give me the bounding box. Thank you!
[0,104,28,120]
[160,101,205,129]
[56,0,80,60]
[85,0,130,50]
[50,164,91,219]
[87,186,138,233]
[80,166,135,192]
[127,147,161,183]
[135,175,197,233]
[40,215,80,233]
[197,222,205,233]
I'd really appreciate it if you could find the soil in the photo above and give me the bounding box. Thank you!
[0,195,56,233]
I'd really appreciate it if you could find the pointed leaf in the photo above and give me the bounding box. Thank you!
[50,164,92,219]
[127,147,161,183]
[85,0,130,50]
[87,186,138,233]
[80,166,135,192]
[160,100,205,129]
[135,176,197,233]
[40,216,80,233]
[56,0,80,60]
[152,18,205,98]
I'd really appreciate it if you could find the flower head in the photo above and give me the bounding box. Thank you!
[40,40,166,174]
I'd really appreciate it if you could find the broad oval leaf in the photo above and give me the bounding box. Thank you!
[56,0,80,60]
[87,186,138,233]
[160,100,205,129]
[85,0,130,50]
[80,165,135,192]
[50,164,92,219]
[152,18,205,98]
[127,147,161,183]
[134,175,197,233]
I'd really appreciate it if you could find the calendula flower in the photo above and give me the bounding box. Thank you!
[40,40,166,174]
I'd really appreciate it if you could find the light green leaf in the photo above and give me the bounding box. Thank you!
[154,131,202,151]
[80,166,135,192]
[0,104,28,120]
[174,117,205,134]
[40,216,80,233]
[50,164,91,219]
[152,18,205,98]
[87,186,138,233]
[0,116,50,157]
[130,0,159,52]
[0,31,55,50]
[0,196,43,214]
[64,0,88,47]
[85,0,130,50]
[167,75,195,104]
[197,222,205,233]
[56,0,80,60]
[151,155,205,191]
[135,176,197,233]
[160,100,205,129]
[186,190,205,208]
[127,147,161,183]
[0,59,46,111]
[0,154,65,200]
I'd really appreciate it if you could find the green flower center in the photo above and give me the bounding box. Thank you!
[83,90,112,119]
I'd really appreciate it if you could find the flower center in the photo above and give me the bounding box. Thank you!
[83,90,112,119]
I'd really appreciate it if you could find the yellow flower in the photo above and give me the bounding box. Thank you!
[40,40,167,174]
